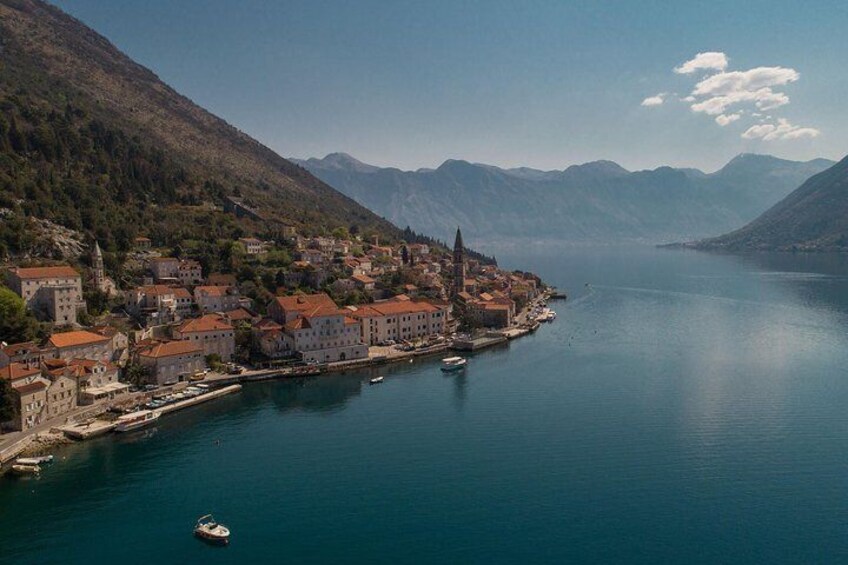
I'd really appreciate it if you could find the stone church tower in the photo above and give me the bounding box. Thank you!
[452,227,466,297]
[92,241,105,290]
[91,241,116,296]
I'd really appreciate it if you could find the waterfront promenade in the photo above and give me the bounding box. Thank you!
[1,289,557,464]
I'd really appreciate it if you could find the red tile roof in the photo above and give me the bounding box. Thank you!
[0,363,40,382]
[177,314,233,333]
[1,341,41,357]
[14,380,47,394]
[10,266,80,280]
[195,285,234,297]
[273,293,337,313]
[138,341,203,358]
[352,298,440,318]
[48,331,110,349]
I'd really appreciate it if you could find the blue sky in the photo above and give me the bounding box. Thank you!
[53,0,848,172]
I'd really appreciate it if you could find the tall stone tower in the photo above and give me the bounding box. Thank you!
[452,227,465,297]
[92,241,105,291]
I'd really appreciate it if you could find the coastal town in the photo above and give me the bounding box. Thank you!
[0,225,557,470]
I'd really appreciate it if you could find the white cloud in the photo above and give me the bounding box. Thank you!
[715,113,741,126]
[690,87,789,115]
[742,118,820,141]
[644,52,819,140]
[641,93,666,106]
[674,52,729,74]
[692,66,798,97]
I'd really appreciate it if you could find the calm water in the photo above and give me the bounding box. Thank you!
[4,246,848,564]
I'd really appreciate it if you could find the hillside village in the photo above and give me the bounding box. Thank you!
[0,226,546,435]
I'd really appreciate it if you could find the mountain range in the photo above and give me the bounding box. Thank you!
[293,153,834,247]
[0,0,400,255]
[693,155,848,252]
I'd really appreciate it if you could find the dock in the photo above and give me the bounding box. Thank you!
[58,420,116,440]
[57,384,242,441]
[450,334,508,352]
[158,384,241,415]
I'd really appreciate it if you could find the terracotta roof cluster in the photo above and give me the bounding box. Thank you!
[10,266,80,280]
[48,330,110,349]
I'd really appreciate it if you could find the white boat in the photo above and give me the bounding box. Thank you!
[369,376,384,385]
[441,356,468,372]
[194,514,230,545]
[15,455,53,466]
[114,410,161,433]
[11,464,40,475]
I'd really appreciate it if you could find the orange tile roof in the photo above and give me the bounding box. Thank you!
[178,314,233,333]
[195,285,233,297]
[1,341,40,356]
[135,284,178,296]
[48,331,110,349]
[254,318,283,330]
[10,266,80,280]
[0,363,41,382]
[352,299,439,318]
[139,340,203,358]
[352,274,376,284]
[274,293,337,313]
[226,308,256,321]
[14,381,47,394]
[172,287,192,299]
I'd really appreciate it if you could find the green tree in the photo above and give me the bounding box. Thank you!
[0,286,40,344]
[0,377,15,424]
[124,362,152,386]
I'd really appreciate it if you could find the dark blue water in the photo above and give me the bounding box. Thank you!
[4,246,848,564]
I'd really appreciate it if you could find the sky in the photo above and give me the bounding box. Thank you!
[52,0,848,172]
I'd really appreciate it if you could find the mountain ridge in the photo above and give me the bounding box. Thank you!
[691,155,848,252]
[0,0,401,253]
[292,152,835,246]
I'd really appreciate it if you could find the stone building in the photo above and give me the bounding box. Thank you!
[6,265,86,325]
[173,314,236,361]
[47,330,113,363]
[137,341,205,385]
[0,363,49,431]
[349,297,447,346]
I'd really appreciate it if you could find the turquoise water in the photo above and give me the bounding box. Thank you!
[4,246,848,563]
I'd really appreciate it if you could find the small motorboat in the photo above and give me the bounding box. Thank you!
[369,376,384,385]
[15,455,53,466]
[194,514,230,545]
[441,356,468,372]
[11,464,40,475]
[115,409,161,433]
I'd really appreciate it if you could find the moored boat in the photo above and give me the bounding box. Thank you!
[114,409,161,433]
[11,464,40,475]
[369,376,384,385]
[194,514,230,545]
[441,356,468,372]
[15,455,53,466]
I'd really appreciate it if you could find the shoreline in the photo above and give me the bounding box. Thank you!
[2,289,560,470]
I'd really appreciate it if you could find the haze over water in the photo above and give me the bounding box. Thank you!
[4,246,848,563]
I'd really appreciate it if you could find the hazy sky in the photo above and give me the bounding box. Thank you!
[53,0,848,172]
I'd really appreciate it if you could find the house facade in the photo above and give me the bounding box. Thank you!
[138,341,205,385]
[173,314,236,361]
[6,266,86,325]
